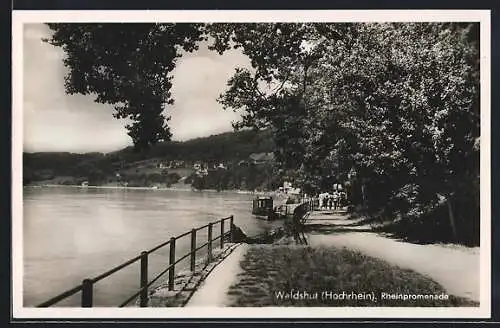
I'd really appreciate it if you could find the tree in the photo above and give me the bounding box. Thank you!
[212,22,480,242]
[310,23,479,222]
[308,23,478,242]
[45,23,204,150]
[208,23,341,183]
[44,23,327,157]
[44,22,480,243]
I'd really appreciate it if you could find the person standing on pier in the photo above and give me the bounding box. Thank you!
[332,190,339,210]
[319,192,327,210]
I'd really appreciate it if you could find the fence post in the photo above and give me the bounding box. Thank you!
[190,229,197,271]
[139,251,148,307]
[168,237,176,291]
[220,219,225,249]
[81,279,93,307]
[229,215,234,242]
[207,223,213,262]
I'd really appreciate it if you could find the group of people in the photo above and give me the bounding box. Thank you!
[318,190,347,210]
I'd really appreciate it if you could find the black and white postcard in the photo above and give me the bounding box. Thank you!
[11,9,491,319]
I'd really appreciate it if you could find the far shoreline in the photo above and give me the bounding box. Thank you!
[23,184,281,196]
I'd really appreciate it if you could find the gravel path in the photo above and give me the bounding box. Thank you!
[185,244,249,306]
[305,211,480,302]
[184,210,480,306]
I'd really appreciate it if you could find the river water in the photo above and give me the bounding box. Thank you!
[22,186,284,307]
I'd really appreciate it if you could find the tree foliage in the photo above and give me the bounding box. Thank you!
[211,22,480,243]
[46,23,204,150]
[44,22,480,243]
[189,163,279,192]
[207,23,336,174]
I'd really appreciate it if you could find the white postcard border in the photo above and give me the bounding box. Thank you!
[11,9,492,319]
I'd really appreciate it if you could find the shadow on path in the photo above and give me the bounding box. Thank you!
[306,210,479,247]
[303,224,373,234]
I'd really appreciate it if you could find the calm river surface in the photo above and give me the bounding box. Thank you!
[23,186,284,307]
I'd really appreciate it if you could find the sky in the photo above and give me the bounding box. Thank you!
[22,23,252,153]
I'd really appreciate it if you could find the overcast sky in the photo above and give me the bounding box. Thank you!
[23,23,251,153]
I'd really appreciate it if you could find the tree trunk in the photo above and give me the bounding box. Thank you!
[361,183,367,210]
[446,197,458,241]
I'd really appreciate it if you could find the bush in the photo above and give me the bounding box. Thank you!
[376,201,479,246]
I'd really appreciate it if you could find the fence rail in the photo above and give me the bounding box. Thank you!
[37,215,235,308]
[288,198,316,245]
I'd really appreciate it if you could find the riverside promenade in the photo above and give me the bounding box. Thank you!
[186,244,249,306]
[303,210,480,303]
[184,208,480,306]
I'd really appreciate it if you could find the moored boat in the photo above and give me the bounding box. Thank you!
[252,196,294,220]
[252,196,281,220]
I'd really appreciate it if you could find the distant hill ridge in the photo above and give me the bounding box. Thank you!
[23,129,276,187]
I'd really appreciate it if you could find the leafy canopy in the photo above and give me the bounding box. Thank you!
[44,22,480,243]
[46,23,204,150]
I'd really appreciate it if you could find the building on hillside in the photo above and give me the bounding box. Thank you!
[171,160,185,168]
[279,181,300,195]
[238,160,250,167]
[249,152,275,165]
